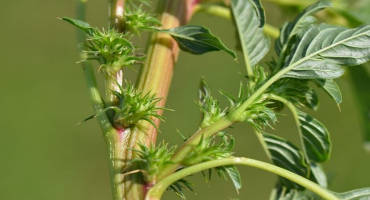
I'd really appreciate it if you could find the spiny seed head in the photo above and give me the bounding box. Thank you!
[111,83,165,129]
[129,142,175,182]
[125,8,161,34]
[82,29,143,75]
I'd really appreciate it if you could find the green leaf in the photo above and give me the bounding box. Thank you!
[276,0,331,56]
[263,133,309,189]
[163,25,236,58]
[168,179,194,199]
[224,166,242,193]
[270,188,320,200]
[61,17,95,34]
[283,25,370,79]
[316,79,343,105]
[335,188,370,200]
[231,0,270,68]
[309,163,327,188]
[298,111,331,163]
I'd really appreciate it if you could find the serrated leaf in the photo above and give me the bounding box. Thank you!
[224,166,242,193]
[316,79,342,105]
[163,25,236,58]
[61,17,95,34]
[335,188,370,200]
[263,133,309,189]
[276,0,331,56]
[283,25,370,79]
[231,0,270,68]
[298,111,331,163]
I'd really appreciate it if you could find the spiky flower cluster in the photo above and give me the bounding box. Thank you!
[82,29,143,75]
[111,83,165,129]
[198,80,226,128]
[125,8,161,34]
[183,132,235,166]
[129,142,175,182]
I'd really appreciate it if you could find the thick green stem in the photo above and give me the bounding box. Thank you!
[77,1,125,199]
[134,0,196,145]
[146,157,339,200]
[267,94,310,161]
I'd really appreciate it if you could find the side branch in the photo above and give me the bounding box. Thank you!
[146,157,339,200]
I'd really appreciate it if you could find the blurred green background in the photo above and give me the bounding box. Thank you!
[0,0,369,199]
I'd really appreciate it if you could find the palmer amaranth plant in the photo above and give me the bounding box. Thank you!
[62,0,370,199]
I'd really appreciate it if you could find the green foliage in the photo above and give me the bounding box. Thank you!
[231,0,270,69]
[316,79,342,105]
[269,79,319,110]
[168,179,194,199]
[298,111,331,163]
[182,132,242,192]
[275,0,331,57]
[162,25,236,58]
[282,24,370,79]
[263,133,309,190]
[110,83,165,129]
[335,187,370,200]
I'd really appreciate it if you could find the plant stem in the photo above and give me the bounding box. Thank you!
[193,4,280,39]
[134,0,197,146]
[76,1,125,200]
[146,157,339,200]
[267,94,310,161]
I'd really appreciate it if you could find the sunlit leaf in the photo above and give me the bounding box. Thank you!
[276,0,331,56]
[163,25,236,58]
[316,79,343,105]
[231,0,270,67]
[283,25,370,79]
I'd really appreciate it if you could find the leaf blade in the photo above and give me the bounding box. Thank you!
[231,0,270,68]
[298,111,331,163]
[164,25,236,58]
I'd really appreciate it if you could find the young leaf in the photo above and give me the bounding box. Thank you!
[263,133,309,189]
[283,25,370,79]
[335,187,370,200]
[162,25,236,58]
[224,166,242,193]
[61,17,95,34]
[316,79,343,105]
[298,111,331,163]
[231,0,270,69]
[309,163,327,188]
[276,0,331,55]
